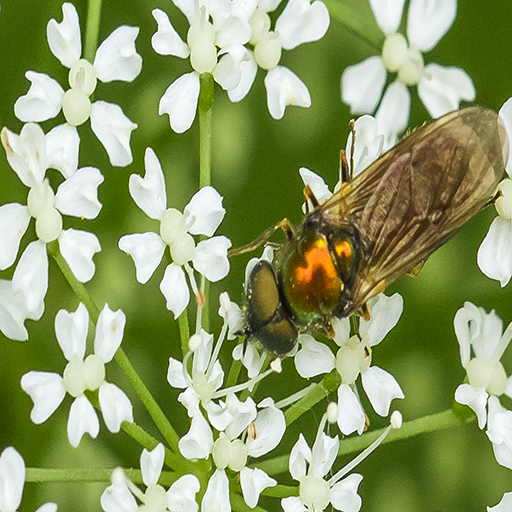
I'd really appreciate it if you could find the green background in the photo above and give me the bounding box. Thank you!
[1,0,512,510]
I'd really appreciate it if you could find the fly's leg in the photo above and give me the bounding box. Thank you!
[228,218,293,258]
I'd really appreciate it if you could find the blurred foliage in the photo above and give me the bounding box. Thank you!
[1,0,512,511]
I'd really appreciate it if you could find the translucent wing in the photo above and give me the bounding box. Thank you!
[317,107,507,315]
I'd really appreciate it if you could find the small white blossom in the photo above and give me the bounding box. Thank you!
[21,303,133,447]
[118,148,231,318]
[14,2,141,166]
[341,0,475,148]
[454,303,512,435]
[101,444,200,512]
[478,97,512,286]
[294,293,405,435]
[0,447,57,512]
[488,492,512,512]
[283,411,362,512]
[0,123,102,340]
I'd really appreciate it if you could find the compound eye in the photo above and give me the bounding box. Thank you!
[332,235,358,286]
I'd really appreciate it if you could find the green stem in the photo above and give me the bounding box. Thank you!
[284,369,341,426]
[323,0,384,52]
[48,242,180,453]
[256,408,472,476]
[84,0,103,62]
[179,310,191,358]
[115,349,181,452]
[26,467,183,487]
[198,73,214,189]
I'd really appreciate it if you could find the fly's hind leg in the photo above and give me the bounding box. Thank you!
[228,218,293,258]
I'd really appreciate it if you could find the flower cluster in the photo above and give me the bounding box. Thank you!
[341,0,475,148]
[151,0,330,132]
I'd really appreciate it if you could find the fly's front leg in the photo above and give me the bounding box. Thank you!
[228,218,293,258]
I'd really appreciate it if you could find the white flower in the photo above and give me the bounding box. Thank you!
[0,123,102,340]
[294,293,405,435]
[14,3,140,166]
[0,447,57,512]
[205,397,283,510]
[151,0,329,131]
[478,97,512,286]
[283,412,362,512]
[341,0,475,148]
[454,302,512,431]
[101,444,200,512]
[118,148,231,318]
[21,303,133,447]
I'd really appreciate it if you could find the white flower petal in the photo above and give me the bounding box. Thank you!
[214,47,243,91]
[227,49,257,102]
[20,371,66,423]
[35,502,58,512]
[45,123,80,179]
[418,63,475,119]
[160,263,190,318]
[232,343,266,378]
[193,236,231,282]
[14,71,65,122]
[55,302,89,360]
[55,167,103,218]
[179,410,214,460]
[478,217,512,287]
[90,101,137,167]
[281,496,306,512]
[185,186,225,236]
[369,0,405,34]
[167,357,187,388]
[101,479,137,512]
[159,72,200,134]
[95,304,126,362]
[0,203,30,270]
[486,405,512,470]
[201,469,231,512]
[240,467,277,509]
[360,293,403,346]
[337,384,366,435]
[68,394,100,447]
[346,115,385,177]
[299,168,332,209]
[407,0,456,52]
[94,26,142,83]
[276,0,330,50]
[223,395,257,440]
[119,232,165,283]
[246,398,286,457]
[295,335,335,378]
[12,240,48,313]
[59,228,101,283]
[341,56,386,114]
[499,98,512,178]
[330,473,363,512]
[151,9,190,58]
[362,365,404,416]
[375,80,410,150]
[288,433,311,481]
[167,474,200,512]
[454,383,489,429]
[99,382,133,433]
[0,280,32,341]
[0,447,25,511]
[46,2,82,67]
[310,432,339,478]
[1,123,47,188]
[129,148,167,220]
[265,66,311,120]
